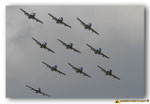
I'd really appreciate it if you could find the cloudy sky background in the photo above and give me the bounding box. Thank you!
[6,6,144,98]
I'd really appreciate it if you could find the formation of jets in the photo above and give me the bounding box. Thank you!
[26,85,50,97]
[20,8,99,35]
[20,8,120,97]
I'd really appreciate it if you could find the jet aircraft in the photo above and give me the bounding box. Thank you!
[97,65,120,80]
[26,85,50,97]
[77,18,99,35]
[68,63,91,78]
[48,13,71,28]
[58,39,81,54]
[20,8,43,24]
[32,37,55,53]
[42,61,66,75]
[86,44,109,59]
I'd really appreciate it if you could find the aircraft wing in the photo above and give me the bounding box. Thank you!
[71,47,81,54]
[68,63,79,71]
[111,74,120,80]
[81,71,91,78]
[97,65,107,74]
[90,28,99,35]
[20,8,30,16]
[48,13,57,21]
[40,91,50,97]
[55,69,66,75]
[100,52,110,59]
[33,17,43,24]
[57,39,68,47]
[26,85,37,92]
[42,61,53,69]
[62,22,71,28]
[86,44,97,52]
[77,18,87,27]
[32,37,42,47]
[45,47,55,53]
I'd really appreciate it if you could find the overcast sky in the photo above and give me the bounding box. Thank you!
[6,6,144,98]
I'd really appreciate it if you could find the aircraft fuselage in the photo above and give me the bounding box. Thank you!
[76,70,83,73]
[40,43,47,48]
[52,66,57,71]
[56,18,63,23]
[84,26,91,29]
[95,50,101,54]
[66,45,72,49]
[40,45,46,48]
[84,23,92,29]
[35,88,41,93]
[106,71,112,75]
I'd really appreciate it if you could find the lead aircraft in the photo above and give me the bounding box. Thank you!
[20,8,43,24]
